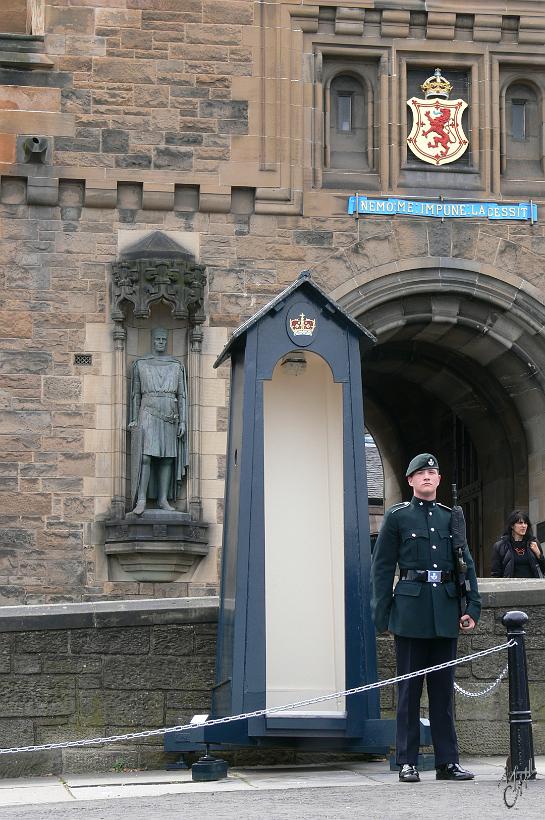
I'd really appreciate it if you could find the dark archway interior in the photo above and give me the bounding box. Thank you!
[361,334,529,576]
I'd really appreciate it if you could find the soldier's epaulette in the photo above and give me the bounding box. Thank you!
[437,502,452,511]
[389,502,410,513]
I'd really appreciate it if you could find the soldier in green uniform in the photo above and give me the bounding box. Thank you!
[371,453,481,783]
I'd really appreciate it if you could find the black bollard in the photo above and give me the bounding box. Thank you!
[502,610,536,779]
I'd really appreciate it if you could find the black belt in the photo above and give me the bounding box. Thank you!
[400,569,453,583]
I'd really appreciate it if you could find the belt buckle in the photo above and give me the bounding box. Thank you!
[427,570,441,583]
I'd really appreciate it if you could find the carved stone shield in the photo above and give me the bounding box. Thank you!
[407,97,468,166]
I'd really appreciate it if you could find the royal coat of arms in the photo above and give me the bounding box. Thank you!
[407,68,468,166]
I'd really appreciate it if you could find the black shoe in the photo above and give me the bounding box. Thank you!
[436,763,474,781]
[399,764,420,783]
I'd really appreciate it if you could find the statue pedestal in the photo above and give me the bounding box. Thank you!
[104,510,209,582]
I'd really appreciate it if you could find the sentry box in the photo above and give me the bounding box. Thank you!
[165,272,395,757]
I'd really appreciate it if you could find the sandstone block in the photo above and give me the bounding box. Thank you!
[0,111,75,137]
[186,24,242,45]
[45,6,95,35]
[101,128,130,153]
[96,9,142,28]
[93,58,156,84]
[153,146,193,170]
[0,134,15,163]
[43,378,82,403]
[204,0,254,25]
[115,153,152,169]
[0,310,32,338]
[0,529,35,550]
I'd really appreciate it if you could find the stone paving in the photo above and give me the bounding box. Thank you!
[0,756,543,818]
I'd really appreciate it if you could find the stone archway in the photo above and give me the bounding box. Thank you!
[336,264,545,574]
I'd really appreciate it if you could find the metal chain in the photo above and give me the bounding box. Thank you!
[0,639,515,757]
[454,665,508,698]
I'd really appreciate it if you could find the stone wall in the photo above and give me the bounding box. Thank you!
[0,582,543,776]
[2,2,545,600]
[0,597,217,776]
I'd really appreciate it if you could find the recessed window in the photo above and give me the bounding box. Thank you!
[511,99,527,141]
[503,80,542,179]
[337,94,353,132]
[329,74,368,171]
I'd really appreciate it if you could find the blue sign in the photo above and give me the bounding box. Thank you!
[347,195,538,222]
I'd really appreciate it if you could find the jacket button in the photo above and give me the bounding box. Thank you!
[430,527,435,532]
[412,533,416,537]
[432,545,437,549]
[433,564,438,568]
[432,583,437,588]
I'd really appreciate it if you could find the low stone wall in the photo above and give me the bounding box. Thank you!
[377,580,545,757]
[0,581,543,776]
[0,598,218,777]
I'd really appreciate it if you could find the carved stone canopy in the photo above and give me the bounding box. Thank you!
[111,231,206,324]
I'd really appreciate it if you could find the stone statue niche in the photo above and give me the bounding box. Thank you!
[129,326,188,516]
[104,231,209,583]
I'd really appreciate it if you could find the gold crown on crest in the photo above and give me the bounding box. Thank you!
[290,311,316,336]
[421,68,452,100]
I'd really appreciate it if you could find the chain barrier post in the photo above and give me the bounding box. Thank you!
[502,610,536,780]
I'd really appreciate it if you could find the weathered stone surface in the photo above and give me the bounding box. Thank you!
[151,624,195,655]
[70,627,150,655]
[153,146,193,170]
[94,58,156,84]
[79,689,164,726]
[43,378,82,403]
[101,129,130,153]
[294,230,333,247]
[15,631,69,655]
[0,351,51,375]
[102,655,215,690]
[0,677,75,717]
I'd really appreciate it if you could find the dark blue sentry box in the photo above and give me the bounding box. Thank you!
[166,272,395,755]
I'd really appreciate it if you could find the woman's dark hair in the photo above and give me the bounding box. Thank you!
[503,510,533,540]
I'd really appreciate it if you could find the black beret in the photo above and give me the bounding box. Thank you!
[406,453,439,477]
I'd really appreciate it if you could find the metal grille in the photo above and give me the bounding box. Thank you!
[74,353,93,366]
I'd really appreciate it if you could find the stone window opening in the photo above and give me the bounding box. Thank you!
[337,92,353,133]
[511,99,527,141]
[325,72,371,172]
[501,78,544,178]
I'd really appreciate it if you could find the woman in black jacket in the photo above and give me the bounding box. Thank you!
[491,511,545,578]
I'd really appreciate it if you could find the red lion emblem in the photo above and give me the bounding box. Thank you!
[422,107,453,158]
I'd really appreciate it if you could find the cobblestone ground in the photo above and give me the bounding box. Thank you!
[0,781,544,820]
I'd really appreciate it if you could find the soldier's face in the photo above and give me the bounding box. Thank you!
[407,468,441,499]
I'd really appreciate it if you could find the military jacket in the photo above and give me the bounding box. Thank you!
[370,496,481,638]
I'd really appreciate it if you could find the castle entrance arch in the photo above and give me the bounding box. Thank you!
[337,266,545,575]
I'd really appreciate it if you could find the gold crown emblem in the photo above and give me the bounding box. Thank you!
[421,68,452,100]
[290,311,316,336]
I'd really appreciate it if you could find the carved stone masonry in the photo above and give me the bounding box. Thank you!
[106,231,209,582]
[111,232,206,324]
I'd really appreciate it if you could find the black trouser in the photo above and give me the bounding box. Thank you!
[394,635,459,767]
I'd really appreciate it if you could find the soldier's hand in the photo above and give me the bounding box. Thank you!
[177,422,186,437]
[128,421,137,429]
[459,615,475,632]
